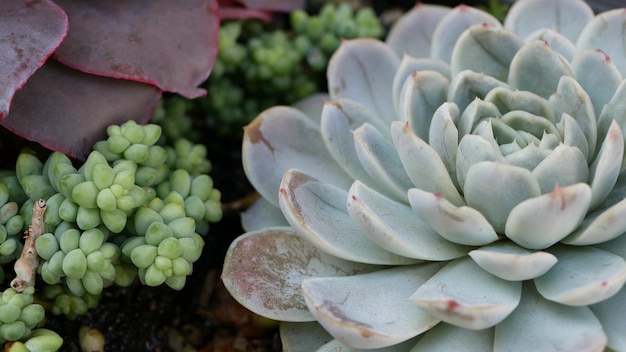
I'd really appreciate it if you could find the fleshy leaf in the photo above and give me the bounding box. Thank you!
[451,24,522,82]
[494,281,607,351]
[455,133,504,190]
[469,242,558,281]
[221,227,376,322]
[393,56,451,111]
[588,121,624,210]
[348,181,470,260]
[240,197,288,232]
[525,29,576,61]
[590,287,626,351]
[484,87,554,121]
[448,70,509,112]
[410,257,522,330]
[238,0,304,11]
[353,123,414,202]
[278,169,416,265]
[316,336,420,351]
[1,60,161,160]
[535,246,626,306]
[508,40,575,99]
[457,98,501,137]
[571,49,622,118]
[280,322,332,352]
[565,198,626,245]
[464,161,541,234]
[52,0,219,98]
[428,103,459,188]
[327,39,400,124]
[302,264,443,349]
[504,0,593,42]
[408,188,498,246]
[385,4,450,58]
[530,144,589,194]
[242,106,352,207]
[431,5,501,63]
[0,0,68,120]
[597,80,626,170]
[558,113,590,160]
[409,324,493,352]
[505,184,591,250]
[293,93,329,125]
[391,121,464,206]
[577,8,626,76]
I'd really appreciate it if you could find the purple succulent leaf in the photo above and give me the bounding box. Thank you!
[0,0,68,120]
[52,0,219,99]
[238,0,304,12]
[219,7,272,21]
[0,60,162,160]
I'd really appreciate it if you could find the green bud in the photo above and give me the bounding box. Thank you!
[47,251,66,277]
[59,229,80,253]
[96,188,117,212]
[133,207,163,235]
[141,124,162,146]
[72,181,99,208]
[50,161,78,192]
[20,175,55,201]
[148,197,165,213]
[164,191,185,206]
[43,193,65,226]
[81,151,108,182]
[154,255,172,272]
[59,173,85,199]
[107,125,122,136]
[86,251,105,272]
[115,195,134,211]
[120,236,145,259]
[165,275,186,290]
[24,329,63,352]
[184,196,205,221]
[7,294,26,309]
[0,202,18,224]
[167,217,195,238]
[290,10,308,32]
[76,206,101,230]
[0,183,8,206]
[0,304,21,323]
[100,262,116,282]
[19,304,45,327]
[159,203,185,224]
[100,208,127,233]
[82,270,104,295]
[157,237,182,259]
[130,245,157,269]
[65,277,85,296]
[40,262,61,285]
[93,140,122,162]
[121,121,145,144]
[63,248,88,279]
[172,257,191,276]
[79,228,105,255]
[178,236,203,263]
[59,198,78,222]
[128,185,148,208]
[106,134,131,154]
[135,167,156,187]
[92,164,115,190]
[0,320,26,341]
[0,237,17,256]
[144,264,166,287]
[145,222,173,246]
[5,341,28,352]
[204,200,223,222]
[16,153,43,181]
[35,233,59,261]
[4,215,24,236]
[113,263,136,287]
[170,169,191,197]
[123,144,149,163]
[113,170,135,190]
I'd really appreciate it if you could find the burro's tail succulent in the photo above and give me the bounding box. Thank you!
[222,0,626,350]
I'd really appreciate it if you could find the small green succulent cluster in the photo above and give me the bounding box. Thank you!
[0,287,45,344]
[5,328,64,352]
[198,2,383,135]
[40,284,100,321]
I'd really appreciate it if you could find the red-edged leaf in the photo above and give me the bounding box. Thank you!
[0,0,68,120]
[219,7,272,21]
[52,0,219,99]
[237,0,304,12]
[1,60,161,160]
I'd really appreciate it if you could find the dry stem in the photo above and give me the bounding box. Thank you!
[11,199,47,292]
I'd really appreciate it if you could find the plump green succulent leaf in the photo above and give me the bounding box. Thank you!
[451,24,522,82]
[302,264,443,349]
[503,143,548,171]
[240,198,289,232]
[410,257,522,330]
[221,227,378,322]
[431,5,501,63]
[564,198,626,246]
[428,103,459,188]
[455,133,504,189]
[393,56,451,111]
[494,281,606,351]
[280,322,332,352]
[588,121,624,210]
[464,162,541,233]
[469,242,557,281]
[279,169,416,265]
[484,87,554,121]
[348,181,469,260]
[572,49,622,118]
[557,113,590,160]
[448,70,509,111]
[408,188,498,246]
[597,80,626,171]
[457,98,500,137]
[535,246,626,306]
[577,8,626,76]
[525,29,576,61]
[531,145,589,194]
[327,39,399,124]
[291,93,328,126]
[409,324,493,351]
[398,70,449,142]
[391,121,464,206]
[353,123,413,201]
[509,41,574,99]
[385,4,450,58]
[590,287,626,351]
[505,183,590,249]
[242,106,352,207]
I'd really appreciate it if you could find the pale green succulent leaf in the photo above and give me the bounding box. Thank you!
[504,143,550,171]
[494,281,607,352]
[393,56,451,111]
[408,188,498,246]
[410,257,522,330]
[501,111,560,140]
[589,121,624,210]
[464,162,541,234]
[535,246,626,306]
[572,49,623,118]
[279,169,417,265]
[353,123,413,202]
[292,93,328,125]
[525,29,576,61]
[240,198,288,232]
[590,287,626,351]
[531,144,589,194]
[469,242,557,281]
[451,24,522,82]
[597,80,626,172]
[457,98,501,137]
[557,113,590,160]
[456,133,504,191]
[386,4,450,59]
[594,231,626,259]
[316,338,420,352]
[563,197,626,245]
[242,106,352,207]
[221,227,377,322]
[577,8,626,77]
[398,70,449,142]
[348,181,470,260]
[303,264,443,349]
[428,103,459,188]
[549,75,597,156]
[448,70,509,112]
[431,5,501,63]
[391,121,464,206]
[280,322,333,352]
[505,183,590,250]
[504,0,593,42]
[484,87,554,122]
[509,41,575,99]
[409,324,493,352]
[328,39,400,124]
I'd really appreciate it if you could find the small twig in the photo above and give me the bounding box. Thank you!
[220,192,260,214]
[11,199,47,292]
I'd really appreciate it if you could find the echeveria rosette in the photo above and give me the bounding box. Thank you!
[222,1,626,351]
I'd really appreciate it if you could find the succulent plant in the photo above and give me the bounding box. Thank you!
[222,0,626,350]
